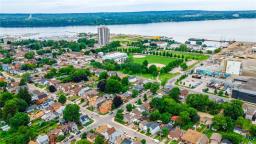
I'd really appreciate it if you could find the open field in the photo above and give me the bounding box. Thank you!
[132,55,175,65]
[112,35,145,42]
[162,51,209,60]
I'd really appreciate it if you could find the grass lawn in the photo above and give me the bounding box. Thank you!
[112,35,144,42]
[163,50,209,60]
[159,73,179,85]
[31,119,58,134]
[0,119,58,143]
[168,140,178,144]
[68,95,80,101]
[133,55,175,65]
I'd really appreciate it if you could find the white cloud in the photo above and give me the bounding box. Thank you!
[0,0,255,13]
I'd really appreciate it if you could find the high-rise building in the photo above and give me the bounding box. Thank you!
[98,26,110,46]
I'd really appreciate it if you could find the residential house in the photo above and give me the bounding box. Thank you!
[26,104,38,113]
[80,115,90,125]
[98,100,113,114]
[141,122,160,135]
[108,71,118,77]
[28,141,37,144]
[1,125,10,132]
[96,124,109,137]
[210,133,222,144]
[109,130,124,144]
[233,127,249,136]
[78,87,90,97]
[168,127,183,141]
[60,122,78,135]
[122,138,133,144]
[30,110,45,121]
[48,128,63,144]
[133,84,144,92]
[36,135,49,144]
[87,132,97,143]
[128,76,137,83]
[243,104,256,123]
[31,90,48,105]
[181,129,209,144]
[221,139,232,144]
[41,110,58,121]
[180,89,189,100]
[49,102,64,116]
[198,112,213,128]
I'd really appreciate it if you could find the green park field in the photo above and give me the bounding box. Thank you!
[132,55,175,65]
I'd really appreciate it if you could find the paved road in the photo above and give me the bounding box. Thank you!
[64,90,158,144]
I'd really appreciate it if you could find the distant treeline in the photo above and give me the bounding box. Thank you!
[0,10,256,27]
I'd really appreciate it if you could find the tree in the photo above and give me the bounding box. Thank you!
[81,132,87,139]
[58,95,67,104]
[24,51,35,59]
[143,60,148,67]
[126,103,134,112]
[71,69,89,83]
[99,71,108,80]
[169,87,180,101]
[0,81,7,88]
[141,139,146,144]
[186,94,210,112]
[105,78,122,93]
[137,99,142,105]
[17,87,31,104]
[150,82,160,94]
[148,65,158,76]
[94,135,104,144]
[7,126,35,144]
[178,111,191,126]
[15,98,29,112]
[56,135,65,142]
[150,110,160,121]
[97,80,106,92]
[212,115,234,131]
[121,77,129,86]
[180,63,188,70]
[115,109,124,123]
[160,113,171,124]
[76,139,90,144]
[222,132,242,144]
[112,96,123,109]
[132,90,139,98]
[143,94,148,101]
[63,104,80,123]
[9,112,30,129]
[224,100,244,120]
[48,85,57,93]
[3,99,18,120]
[162,127,169,137]
[0,92,13,107]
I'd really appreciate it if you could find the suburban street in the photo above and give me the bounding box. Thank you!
[64,90,158,144]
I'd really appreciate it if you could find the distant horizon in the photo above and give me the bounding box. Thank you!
[1,0,256,13]
[1,9,256,15]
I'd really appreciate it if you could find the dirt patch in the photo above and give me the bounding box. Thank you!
[133,54,145,58]
[186,60,198,66]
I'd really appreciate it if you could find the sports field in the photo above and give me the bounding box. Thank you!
[133,55,175,65]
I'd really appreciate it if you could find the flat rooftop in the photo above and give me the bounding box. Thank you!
[235,78,256,95]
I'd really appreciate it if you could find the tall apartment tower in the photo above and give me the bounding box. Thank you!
[98,26,110,46]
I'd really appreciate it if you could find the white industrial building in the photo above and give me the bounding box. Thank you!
[102,52,128,63]
[98,26,110,46]
[225,60,242,75]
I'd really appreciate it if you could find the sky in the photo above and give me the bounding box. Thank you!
[0,0,256,13]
